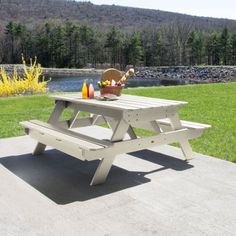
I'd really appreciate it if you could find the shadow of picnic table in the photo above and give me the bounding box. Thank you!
[0,149,193,204]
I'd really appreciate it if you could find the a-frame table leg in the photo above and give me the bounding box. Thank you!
[33,101,66,155]
[169,114,193,160]
[90,117,130,185]
[90,155,116,185]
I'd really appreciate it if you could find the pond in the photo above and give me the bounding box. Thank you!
[47,76,186,92]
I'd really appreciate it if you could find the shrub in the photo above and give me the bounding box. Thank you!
[0,57,48,97]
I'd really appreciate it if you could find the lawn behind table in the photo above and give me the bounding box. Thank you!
[1,83,236,163]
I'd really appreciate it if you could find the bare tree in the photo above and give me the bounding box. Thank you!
[174,18,193,65]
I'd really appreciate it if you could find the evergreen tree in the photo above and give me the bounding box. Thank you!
[54,25,66,67]
[125,32,143,66]
[187,31,196,65]
[142,31,162,66]
[105,26,123,67]
[2,20,236,67]
[79,25,96,67]
[5,21,25,62]
[5,21,16,62]
[205,33,221,65]
[64,21,76,67]
[220,27,231,65]
[152,33,162,66]
[231,33,236,65]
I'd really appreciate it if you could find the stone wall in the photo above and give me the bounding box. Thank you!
[135,66,236,84]
[0,64,103,77]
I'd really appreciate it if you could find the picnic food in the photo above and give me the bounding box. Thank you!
[98,68,134,96]
[98,80,122,88]
[119,68,135,84]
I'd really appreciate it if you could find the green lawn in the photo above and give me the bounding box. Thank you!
[1,82,236,163]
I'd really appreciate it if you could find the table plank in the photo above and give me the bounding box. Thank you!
[51,94,187,111]
[121,94,188,106]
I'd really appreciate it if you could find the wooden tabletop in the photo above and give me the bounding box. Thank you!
[50,93,188,111]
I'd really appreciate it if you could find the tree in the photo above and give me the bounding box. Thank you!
[152,33,162,66]
[64,21,76,67]
[187,31,196,65]
[231,33,236,65]
[2,19,236,67]
[187,31,204,65]
[174,19,193,65]
[105,26,123,67]
[220,27,231,65]
[125,32,143,66]
[5,21,16,62]
[205,33,221,65]
[142,31,162,66]
[79,25,96,67]
[0,25,5,63]
[54,25,66,67]
[5,21,26,63]
[161,25,178,66]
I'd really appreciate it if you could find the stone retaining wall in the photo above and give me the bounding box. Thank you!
[0,64,103,77]
[135,66,236,83]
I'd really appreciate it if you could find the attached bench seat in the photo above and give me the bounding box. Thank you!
[20,120,112,161]
[156,118,211,133]
[21,118,210,162]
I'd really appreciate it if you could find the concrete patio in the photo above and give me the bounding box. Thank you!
[0,135,235,236]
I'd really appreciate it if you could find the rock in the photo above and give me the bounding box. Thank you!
[134,66,236,84]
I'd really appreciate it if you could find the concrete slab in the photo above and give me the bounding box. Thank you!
[0,135,236,236]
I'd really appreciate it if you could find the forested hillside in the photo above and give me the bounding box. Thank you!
[0,0,236,68]
[1,0,236,31]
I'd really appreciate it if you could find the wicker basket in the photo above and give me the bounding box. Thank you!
[101,68,123,83]
[99,68,134,96]
[100,68,124,96]
[100,85,124,96]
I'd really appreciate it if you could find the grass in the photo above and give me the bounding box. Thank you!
[1,82,236,163]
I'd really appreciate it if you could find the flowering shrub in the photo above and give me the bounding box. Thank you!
[0,57,48,97]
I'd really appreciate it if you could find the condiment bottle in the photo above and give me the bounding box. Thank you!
[87,81,90,98]
[88,83,94,99]
[82,81,88,99]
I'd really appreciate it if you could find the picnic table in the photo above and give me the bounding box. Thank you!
[21,93,210,185]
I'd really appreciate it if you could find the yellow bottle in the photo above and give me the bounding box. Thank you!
[82,81,88,99]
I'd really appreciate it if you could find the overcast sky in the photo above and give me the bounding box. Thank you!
[88,0,236,20]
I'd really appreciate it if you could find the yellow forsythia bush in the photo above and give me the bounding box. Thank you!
[0,57,48,97]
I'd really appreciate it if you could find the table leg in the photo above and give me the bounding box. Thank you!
[90,117,130,185]
[149,120,162,133]
[105,117,130,141]
[48,101,66,124]
[90,155,116,185]
[33,101,66,155]
[127,126,137,139]
[169,114,193,160]
[69,110,80,128]
[33,143,46,155]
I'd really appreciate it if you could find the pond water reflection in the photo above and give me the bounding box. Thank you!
[47,76,185,92]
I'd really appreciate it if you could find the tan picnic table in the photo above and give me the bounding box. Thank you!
[21,93,210,185]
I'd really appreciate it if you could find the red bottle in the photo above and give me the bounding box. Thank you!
[88,83,94,99]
